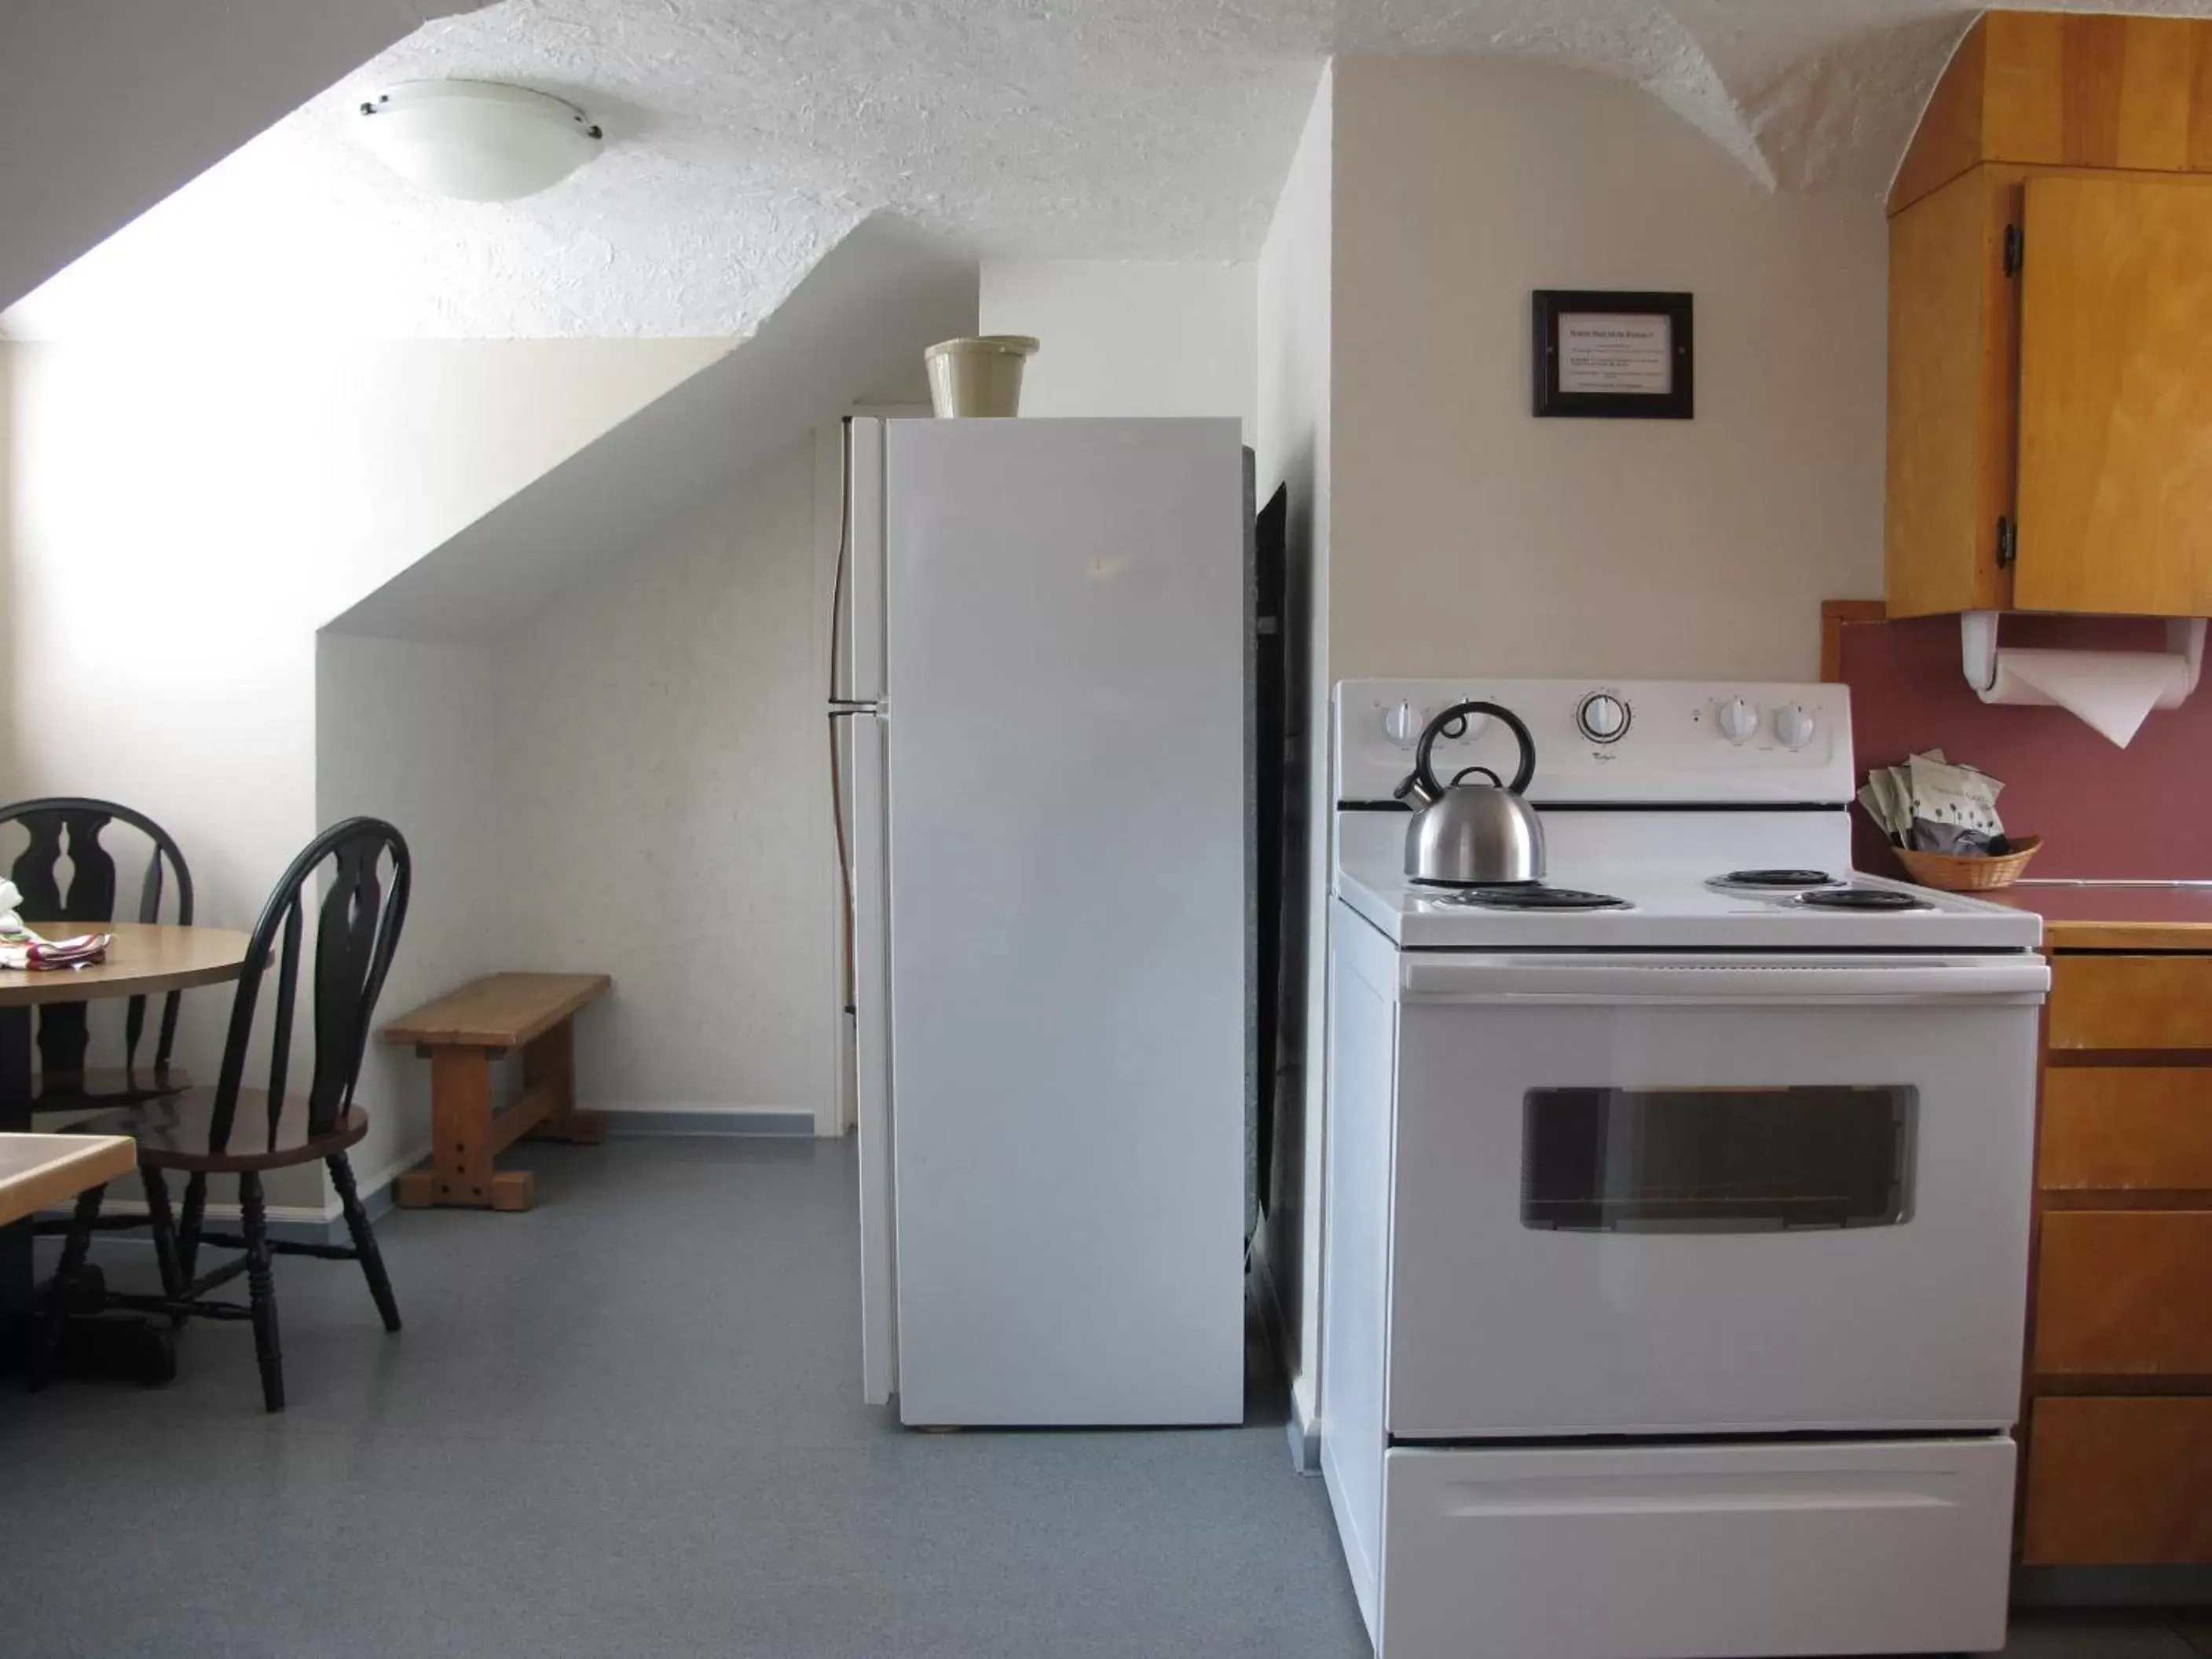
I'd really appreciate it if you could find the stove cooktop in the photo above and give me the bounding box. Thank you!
[1793,886,1932,913]
[1335,856,2040,951]
[1709,868,1838,892]
[1434,885,1632,912]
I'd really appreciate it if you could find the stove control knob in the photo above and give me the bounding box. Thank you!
[1382,701,1420,746]
[1774,702,1817,752]
[1716,695,1761,745]
[1576,691,1631,745]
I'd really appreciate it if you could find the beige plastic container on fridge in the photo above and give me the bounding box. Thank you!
[923,335,1039,417]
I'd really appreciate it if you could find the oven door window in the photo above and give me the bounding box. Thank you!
[1522,1086,1916,1232]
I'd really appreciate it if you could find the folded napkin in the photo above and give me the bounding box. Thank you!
[0,878,112,971]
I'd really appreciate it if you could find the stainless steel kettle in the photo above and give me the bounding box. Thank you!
[1393,701,1545,885]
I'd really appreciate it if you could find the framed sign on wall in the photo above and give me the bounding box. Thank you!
[1531,291,1694,419]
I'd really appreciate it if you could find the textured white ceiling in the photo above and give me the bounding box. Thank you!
[12,0,2212,339]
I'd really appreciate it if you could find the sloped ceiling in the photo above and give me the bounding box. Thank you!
[324,215,975,641]
[12,0,2212,339]
[0,0,491,314]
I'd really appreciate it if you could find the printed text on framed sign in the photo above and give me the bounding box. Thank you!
[1532,291,1694,419]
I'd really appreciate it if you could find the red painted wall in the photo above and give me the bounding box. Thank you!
[1840,612,2212,881]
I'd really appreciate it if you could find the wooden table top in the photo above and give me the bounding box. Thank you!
[0,1133,136,1226]
[0,921,253,1007]
[1979,886,2212,951]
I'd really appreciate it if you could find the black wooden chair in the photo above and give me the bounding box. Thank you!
[42,818,412,1411]
[0,797,194,1114]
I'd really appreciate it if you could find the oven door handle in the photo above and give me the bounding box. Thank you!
[1399,954,2052,1006]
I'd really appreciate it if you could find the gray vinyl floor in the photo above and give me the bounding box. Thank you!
[0,1135,2202,1659]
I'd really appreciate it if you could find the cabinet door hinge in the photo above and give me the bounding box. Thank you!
[1996,515,2017,568]
[2003,224,2023,277]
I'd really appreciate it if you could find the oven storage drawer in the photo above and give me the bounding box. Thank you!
[2049,955,2212,1051]
[2034,1210,2212,1375]
[1380,1438,2015,1659]
[2023,1397,2212,1564]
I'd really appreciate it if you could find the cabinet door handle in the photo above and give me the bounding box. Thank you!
[1997,516,2017,569]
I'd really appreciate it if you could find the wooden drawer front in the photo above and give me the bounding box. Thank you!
[2049,955,2212,1051]
[2040,1068,2212,1191]
[2023,1397,2212,1565]
[2035,1211,2212,1375]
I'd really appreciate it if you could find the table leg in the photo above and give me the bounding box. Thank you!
[35,1001,89,1092]
[523,1022,605,1146]
[0,1003,174,1384]
[397,1048,515,1208]
[0,1005,34,1323]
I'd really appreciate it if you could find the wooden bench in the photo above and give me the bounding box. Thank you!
[383,972,610,1212]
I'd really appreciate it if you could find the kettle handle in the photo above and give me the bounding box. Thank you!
[1412,701,1537,801]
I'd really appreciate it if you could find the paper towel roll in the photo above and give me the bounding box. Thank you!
[1976,646,2194,746]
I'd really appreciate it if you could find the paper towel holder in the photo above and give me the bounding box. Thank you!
[1961,610,2208,697]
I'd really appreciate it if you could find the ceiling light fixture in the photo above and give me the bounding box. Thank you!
[356,81,603,202]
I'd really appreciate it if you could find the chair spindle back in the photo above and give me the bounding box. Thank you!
[207,819,410,1155]
[0,797,195,1082]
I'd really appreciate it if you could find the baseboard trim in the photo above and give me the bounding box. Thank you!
[595,1105,816,1137]
[39,1164,394,1249]
[1251,1240,1291,1367]
[1249,1237,1320,1474]
[41,1106,815,1246]
[2012,1566,2212,1607]
[1285,1382,1321,1475]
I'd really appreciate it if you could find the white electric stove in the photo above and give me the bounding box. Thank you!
[1320,679,2048,1659]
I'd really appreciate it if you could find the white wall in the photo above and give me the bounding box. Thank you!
[1266,57,1889,1446]
[491,435,831,1130]
[1328,58,1888,681]
[5,336,726,1214]
[316,633,503,1196]
[1254,67,1333,1437]
[979,261,1257,441]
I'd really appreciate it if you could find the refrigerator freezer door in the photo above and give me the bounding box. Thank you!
[884,418,1247,1426]
[851,709,897,1405]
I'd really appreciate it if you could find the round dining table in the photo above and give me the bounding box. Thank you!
[0,921,252,1378]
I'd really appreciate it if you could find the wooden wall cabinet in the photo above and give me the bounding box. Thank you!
[1886,13,2212,619]
[2020,947,2212,1569]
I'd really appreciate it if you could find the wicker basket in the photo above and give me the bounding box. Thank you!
[1893,836,2042,892]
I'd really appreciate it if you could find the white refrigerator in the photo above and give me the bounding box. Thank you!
[831,416,1249,1427]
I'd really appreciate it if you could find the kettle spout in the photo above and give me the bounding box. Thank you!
[1393,774,1436,811]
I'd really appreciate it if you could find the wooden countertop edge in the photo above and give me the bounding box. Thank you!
[2041,919,2212,950]
[1972,891,2212,951]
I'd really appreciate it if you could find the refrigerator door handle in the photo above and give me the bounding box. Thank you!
[852,709,898,1405]
[829,421,852,705]
[842,417,888,705]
